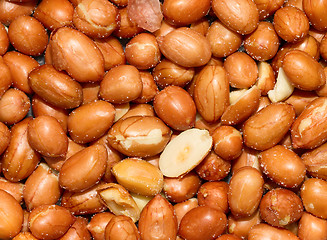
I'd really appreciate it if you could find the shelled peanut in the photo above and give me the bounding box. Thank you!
[1,0,327,239]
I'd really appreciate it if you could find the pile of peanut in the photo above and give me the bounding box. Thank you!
[0,0,327,239]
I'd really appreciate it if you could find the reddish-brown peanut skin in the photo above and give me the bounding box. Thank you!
[94,36,126,71]
[228,167,264,218]
[157,27,212,67]
[285,89,318,116]
[125,33,161,70]
[49,26,105,82]
[108,116,172,157]
[216,234,242,240]
[173,198,198,226]
[162,0,210,26]
[0,0,38,26]
[0,88,30,125]
[59,144,107,192]
[163,171,201,203]
[59,217,91,240]
[243,102,296,150]
[28,64,83,109]
[0,56,12,98]
[12,232,39,240]
[259,188,304,227]
[301,142,327,180]
[138,194,178,240]
[134,71,159,103]
[197,181,229,213]
[0,189,23,239]
[87,212,115,240]
[60,183,107,215]
[0,177,24,203]
[154,85,196,130]
[273,6,309,42]
[0,121,10,155]
[105,215,140,240]
[291,97,327,149]
[212,0,259,35]
[0,23,9,55]
[259,145,306,188]
[212,126,243,161]
[303,0,327,31]
[254,0,284,20]
[178,206,227,240]
[34,0,74,31]
[248,223,299,240]
[29,205,75,240]
[194,65,229,123]
[32,94,69,133]
[8,16,48,56]
[23,163,61,211]
[244,21,280,61]
[68,100,115,144]
[298,212,327,240]
[2,118,40,182]
[301,178,327,219]
[228,210,262,239]
[282,50,325,91]
[99,65,143,104]
[224,52,258,89]
[28,115,68,157]
[195,151,231,181]
[73,0,119,39]
[206,20,242,58]
[3,51,39,94]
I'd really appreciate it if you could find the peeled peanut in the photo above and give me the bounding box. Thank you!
[0,189,23,239]
[159,128,212,178]
[260,188,303,227]
[108,116,172,157]
[61,183,107,215]
[154,85,196,130]
[23,163,61,211]
[68,100,115,144]
[259,145,306,188]
[228,167,264,218]
[29,204,75,240]
[138,194,178,240]
[157,27,211,67]
[243,102,295,150]
[212,0,259,34]
[112,158,164,196]
[59,144,107,192]
[105,215,140,240]
[291,97,327,149]
[97,183,140,222]
[2,118,40,182]
[49,26,105,82]
[256,61,276,95]
[28,115,68,157]
[194,65,229,123]
[28,64,83,109]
